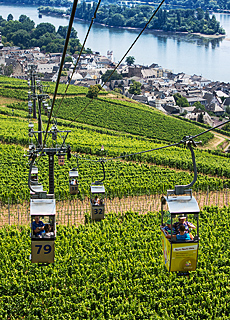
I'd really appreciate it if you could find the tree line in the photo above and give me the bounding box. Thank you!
[0,14,92,54]
[161,0,230,11]
[39,5,225,35]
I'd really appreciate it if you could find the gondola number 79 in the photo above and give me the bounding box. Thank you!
[35,244,52,254]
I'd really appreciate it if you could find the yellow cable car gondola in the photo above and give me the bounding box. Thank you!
[160,138,200,276]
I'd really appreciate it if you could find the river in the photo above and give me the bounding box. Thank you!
[0,4,230,82]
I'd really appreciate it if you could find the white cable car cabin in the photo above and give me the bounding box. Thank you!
[90,184,105,220]
[69,169,79,195]
[161,190,200,275]
[30,198,56,264]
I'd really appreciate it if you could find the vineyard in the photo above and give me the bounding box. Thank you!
[1,143,230,204]
[2,94,213,144]
[52,96,213,144]
[0,208,229,319]
[0,75,106,98]
[1,72,230,318]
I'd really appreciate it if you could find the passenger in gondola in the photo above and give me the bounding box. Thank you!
[173,215,196,234]
[94,196,99,205]
[32,216,45,237]
[163,220,174,235]
[44,224,54,238]
[70,179,76,185]
[166,225,193,241]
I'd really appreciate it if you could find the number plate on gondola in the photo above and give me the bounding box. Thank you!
[31,240,54,263]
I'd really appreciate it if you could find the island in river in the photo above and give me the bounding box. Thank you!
[38,5,226,39]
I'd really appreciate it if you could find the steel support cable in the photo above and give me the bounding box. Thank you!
[73,141,181,164]
[53,0,102,119]
[186,117,230,141]
[72,117,230,164]
[38,0,79,160]
[105,116,230,161]
[67,0,166,126]
[106,141,180,161]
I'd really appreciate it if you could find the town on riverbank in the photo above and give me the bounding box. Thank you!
[1,32,230,130]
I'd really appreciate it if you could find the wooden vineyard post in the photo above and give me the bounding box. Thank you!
[148,190,150,213]
[63,198,65,224]
[82,193,84,218]
[21,200,24,225]
[206,187,209,206]
[69,198,71,226]
[226,187,228,206]
[139,192,141,214]
[129,193,131,212]
[17,199,19,226]
[68,198,70,226]
[73,199,75,224]
[58,195,60,224]
[77,197,79,220]
[8,197,10,225]
[139,192,141,213]
[27,201,30,223]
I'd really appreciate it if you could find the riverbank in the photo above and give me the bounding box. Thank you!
[40,10,226,40]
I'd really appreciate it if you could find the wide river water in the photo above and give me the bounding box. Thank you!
[0,4,230,82]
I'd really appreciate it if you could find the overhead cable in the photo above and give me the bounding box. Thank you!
[73,141,181,164]
[67,0,166,126]
[187,118,230,141]
[53,0,102,119]
[39,0,79,159]
[105,141,180,161]
[71,116,230,164]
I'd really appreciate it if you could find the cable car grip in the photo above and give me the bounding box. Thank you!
[28,153,47,198]
[173,136,201,195]
[94,159,105,184]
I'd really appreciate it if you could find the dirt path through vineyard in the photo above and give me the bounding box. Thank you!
[199,132,230,151]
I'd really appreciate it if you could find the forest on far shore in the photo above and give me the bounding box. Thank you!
[0,14,92,53]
